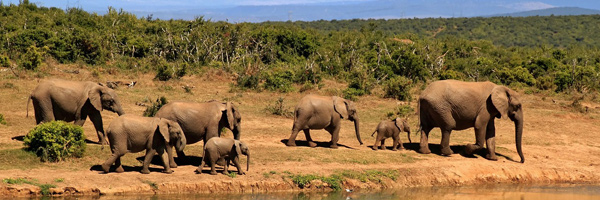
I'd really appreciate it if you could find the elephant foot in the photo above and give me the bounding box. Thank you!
[141,169,151,174]
[418,147,431,154]
[391,149,397,151]
[486,154,498,161]
[464,144,480,155]
[210,171,218,175]
[101,164,111,173]
[194,168,202,174]
[286,141,296,147]
[308,141,317,148]
[238,171,245,175]
[441,147,454,156]
[329,144,339,149]
[371,146,378,151]
[163,169,174,174]
[98,139,108,145]
[115,166,124,173]
[170,163,178,168]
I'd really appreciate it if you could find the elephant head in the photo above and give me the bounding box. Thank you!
[159,119,187,152]
[394,118,412,143]
[491,86,524,163]
[89,84,125,116]
[333,97,363,145]
[223,102,242,140]
[234,140,249,172]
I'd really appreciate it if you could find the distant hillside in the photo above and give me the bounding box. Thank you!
[489,7,600,17]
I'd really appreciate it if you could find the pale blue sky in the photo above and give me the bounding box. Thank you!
[3,0,599,21]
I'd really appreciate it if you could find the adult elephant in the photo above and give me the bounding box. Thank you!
[418,80,524,163]
[28,79,125,144]
[286,94,363,148]
[155,100,241,167]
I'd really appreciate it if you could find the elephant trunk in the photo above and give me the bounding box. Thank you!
[233,125,241,140]
[515,116,524,163]
[407,131,412,144]
[353,118,363,145]
[246,152,250,172]
[177,135,187,152]
[116,107,125,116]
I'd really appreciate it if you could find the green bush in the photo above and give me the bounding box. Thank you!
[263,69,295,93]
[383,76,413,101]
[143,96,168,117]
[386,104,415,119]
[0,114,6,125]
[23,121,86,162]
[0,55,10,68]
[265,97,294,118]
[20,45,44,70]
[154,63,173,81]
[235,74,260,91]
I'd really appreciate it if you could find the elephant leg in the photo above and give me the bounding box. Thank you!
[32,99,53,124]
[223,158,230,175]
[141,149,156,174]
[88,111,107,145]
[101,151,125,173]
[303,129,317,148]
[418,127,432,154]
[286,127,301,147]
[380,139,386,150]
[232,156,244,175]
[157,147,173,174]
[485,120,498,161]
[195,152,206,174]
[165,145,177,168]
[372,135,380,151]
[114,157,124,173]
[326,126,340,149]
[209,159,218,175]
[394,134,403,150]
[465,126,487,155]
[440,129,453,156]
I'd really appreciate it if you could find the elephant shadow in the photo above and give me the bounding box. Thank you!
[402,143,517,162]
[135,155,204,167]
[89,164,163,174]
[280,139,355,149]
[13,135,104,145]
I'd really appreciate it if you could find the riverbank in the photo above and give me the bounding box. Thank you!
[1,68,599,197]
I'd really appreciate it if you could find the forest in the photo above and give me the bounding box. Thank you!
[1,1,600,101]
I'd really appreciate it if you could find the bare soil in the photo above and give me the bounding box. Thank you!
[0,66,599,197]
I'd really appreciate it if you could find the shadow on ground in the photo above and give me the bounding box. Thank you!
[280,139,356,149]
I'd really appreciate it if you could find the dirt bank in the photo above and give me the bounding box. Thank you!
[1,69,599,197]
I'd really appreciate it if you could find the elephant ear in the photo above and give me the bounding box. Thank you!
[234,140,241,156]
[158,119,170,143]
[88,86,104,111]
[226,102,235,130]
[394,118,403,130]
[491,86,509,119]
[333,96,348,119]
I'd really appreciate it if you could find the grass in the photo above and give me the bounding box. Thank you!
[227,172,237,178]
[142,180,158,190]
[2,178,57,196]
[288,169,400,190]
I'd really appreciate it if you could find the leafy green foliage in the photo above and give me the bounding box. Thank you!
[143,96,168,117]
[23,121,86,162]
[0,114,6,125]
[386,104,415,119]
[262,69,295,93]
[265,97,294,118]
[383,76,413,101]
[2,177,56,195]
[20,45,44,70]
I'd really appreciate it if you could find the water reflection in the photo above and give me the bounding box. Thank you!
[20,184,600,200]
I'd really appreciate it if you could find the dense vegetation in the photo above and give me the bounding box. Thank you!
[1,1,600,100]
[23,121,86,162]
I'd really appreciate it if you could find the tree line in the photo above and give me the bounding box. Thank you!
[1,1,599,100]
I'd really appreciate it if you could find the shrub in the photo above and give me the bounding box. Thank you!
[342,87,366,101]
[265,97,294,118]
[0,55,10,68]
[263,69,295,93]
[383,76,413,101]
[154,63,173,81]
[386,104,415,118]
[0,114,6,125]
[235,74,260,91]
[20,45,44,70]
[143,96,168,117]
[23,121,86,162]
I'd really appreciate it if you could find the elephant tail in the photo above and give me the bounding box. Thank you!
[26,95,32,118]
[371,130,377,137]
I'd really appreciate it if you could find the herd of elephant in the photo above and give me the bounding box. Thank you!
[25,78,525,175]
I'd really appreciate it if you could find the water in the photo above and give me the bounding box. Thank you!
[24,184,600,199]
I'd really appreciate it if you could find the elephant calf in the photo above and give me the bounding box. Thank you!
[195,137,249,175]
[101,115,186,174]
[371,118,411,151]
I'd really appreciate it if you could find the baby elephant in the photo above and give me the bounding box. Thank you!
[371,118,411,151]
[102,115,186,174]
[195,137,249,175]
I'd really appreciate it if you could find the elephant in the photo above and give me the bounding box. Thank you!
[417,80,524,163]
[155,100,241,167]
[195,137,249,175]
[27,79,125,145]
[286,94,363,148]
[101,115,186,174]
[371,118,412,151]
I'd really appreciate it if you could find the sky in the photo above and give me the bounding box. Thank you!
[4,0,600,21]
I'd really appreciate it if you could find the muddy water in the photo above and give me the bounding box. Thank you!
[31,184,600,199]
